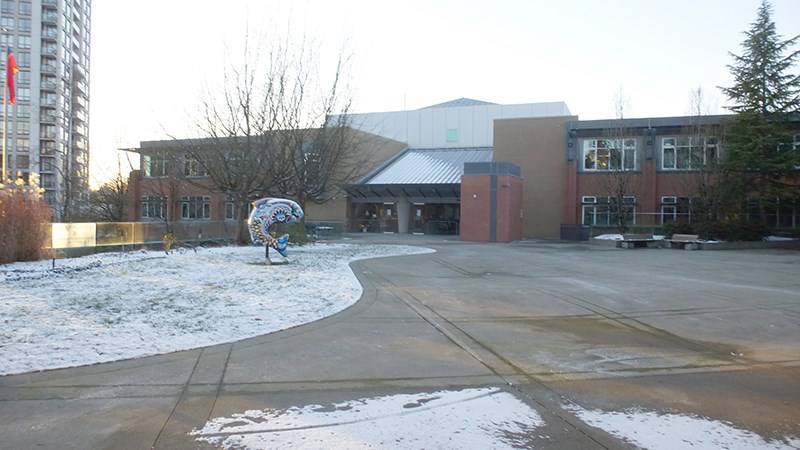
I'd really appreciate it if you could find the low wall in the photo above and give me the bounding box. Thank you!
[589,237,800,250]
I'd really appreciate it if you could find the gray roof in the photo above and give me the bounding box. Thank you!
[364,147,493,185]
[421,98,498,109]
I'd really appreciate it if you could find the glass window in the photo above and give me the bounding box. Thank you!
[1,17,13,31]
[16,52,30,67]
[19,1,31,15]
[446,128,458,142]
[16,155,30,170]
[181,196,211,220]
[18,18,31,32]
[16,138,29,152]
[582,196,636,226]
[15,104,29,118]
[15,86,28,101]
[41,173,56,189]
[662,137,717,170]
[583,139,636,171]
[225,196,240,220]
[142,152,169,177]
[141,196,168,219]
[183,155,208,177]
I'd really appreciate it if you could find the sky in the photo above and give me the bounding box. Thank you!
[87,0,800,185]
[3,244,799,449]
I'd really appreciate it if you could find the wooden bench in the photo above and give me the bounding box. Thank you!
[664,234,700,250]
[618,233,657,249]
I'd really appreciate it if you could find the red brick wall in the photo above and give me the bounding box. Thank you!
[495,174,523,243]
[460,175,492,241]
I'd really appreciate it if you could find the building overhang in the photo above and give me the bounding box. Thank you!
[346,183,461,204]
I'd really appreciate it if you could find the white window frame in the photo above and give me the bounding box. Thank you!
[141,195,168,219]
[143,153,169,178]
[660,196,691,224]
[183,155,209,177]
[662,137,717,170]
[581,196,636,226]
[583,139,636,171]
[181,196,211,220]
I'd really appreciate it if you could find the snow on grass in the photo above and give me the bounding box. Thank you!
[566,404,800,450]
[0,243,434,376]
[192,387,544,449]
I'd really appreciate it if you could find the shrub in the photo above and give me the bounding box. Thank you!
[699,220,769,242]
[274,222,316,246]
[0,174,52,264]
[662,221,695,237]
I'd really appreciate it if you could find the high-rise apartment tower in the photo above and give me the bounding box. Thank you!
[1,0,91,221]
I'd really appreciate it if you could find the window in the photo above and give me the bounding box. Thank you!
[446,128,458,143]
[18,18,31,32]
[16,71,30,85]
[182,155,208,177]
[661,197,691,224]
[40,141,55,155]
[1,17,13,31]
[141,196,167,219]
[18,36,31,49]
[1,1,13,14]
[16,87,30,101]
[181,196,211,220]
[19,1,31,15]
[766,198,798,229]
[225,196,239,220]
[15,155,29,170]
[142,152,169,177]
[40,156,55,172]
[16,138,29,151]
[582,196,636,226]
[662,137,717,170]
[41,173,55,189]
[583,139,636,171]
[40,124,55,139]
[15,104,30,118]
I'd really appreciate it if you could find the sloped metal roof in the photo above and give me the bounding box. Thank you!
[421,98,498,109]
[364,147,493,185]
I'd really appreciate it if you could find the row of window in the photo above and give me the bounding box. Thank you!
[142,154,209,178]
[141,196,240,221]
[582,136,797,172]
[582,137,717,171]
[581,196,799,228]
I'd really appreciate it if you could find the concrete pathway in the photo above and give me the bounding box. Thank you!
[1,235,799,449]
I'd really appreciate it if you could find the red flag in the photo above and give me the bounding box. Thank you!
[7,47,20,105]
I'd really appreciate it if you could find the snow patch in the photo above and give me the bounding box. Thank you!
[192,387,544,449]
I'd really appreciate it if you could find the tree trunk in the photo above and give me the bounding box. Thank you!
[236,199,251,245]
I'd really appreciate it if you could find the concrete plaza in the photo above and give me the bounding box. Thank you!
[1,235,798,448]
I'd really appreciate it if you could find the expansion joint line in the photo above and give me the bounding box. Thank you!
[375,276,611,449]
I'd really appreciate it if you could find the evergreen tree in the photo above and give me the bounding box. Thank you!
[719,0,800,226]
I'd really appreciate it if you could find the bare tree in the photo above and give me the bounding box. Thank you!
[175,27,366,243]
[138,148,183,237]
[590,90,642,233]
[673,87,725,238]
[86,155,132,222]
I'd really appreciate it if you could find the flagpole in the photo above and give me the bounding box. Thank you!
[1,45,6,183]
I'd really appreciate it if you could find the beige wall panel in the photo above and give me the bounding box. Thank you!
[494,116,576,239]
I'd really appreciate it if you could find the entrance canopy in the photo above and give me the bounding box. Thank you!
[346,147,493,203]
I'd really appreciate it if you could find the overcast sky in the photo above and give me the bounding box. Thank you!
[88,0,800,184]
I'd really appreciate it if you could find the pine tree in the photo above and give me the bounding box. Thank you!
[719,0,800,227]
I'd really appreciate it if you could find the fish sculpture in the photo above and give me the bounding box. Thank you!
[247,198,305,257]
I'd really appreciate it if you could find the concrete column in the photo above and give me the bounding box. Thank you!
[397,197,411,234]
